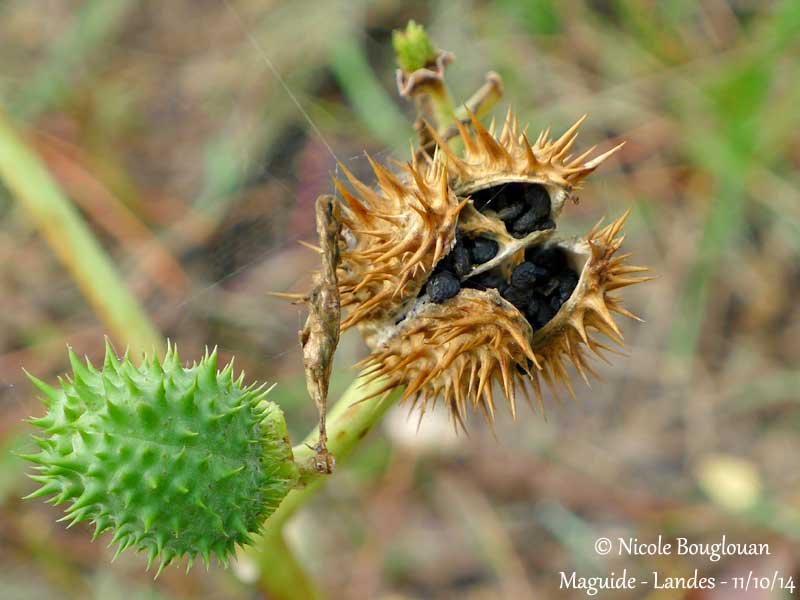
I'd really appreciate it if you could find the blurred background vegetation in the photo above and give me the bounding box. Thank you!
[1,0,800,598]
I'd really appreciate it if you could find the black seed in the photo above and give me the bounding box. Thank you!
[533,218,556,231]
[510,261,547,288]
[471,237,498,264]
[472,183,551,236]
[464,269,507,291]
[501,285,531,310]
[525,185,551,218]
[510,208,541,235]
[426,271,460,303]
[451,243,472,278]
[549,294,563,312]
[537,277,559,296]
[497,201,526,222]
[526,292,549,319]
[433,253,453,273]
[527,246,567,272]
[557,271,579,298]
[510,189,549,235]
[535,302,555,325]
[494,190,511,209]
[526,295,540,316]
[473,189,507,212]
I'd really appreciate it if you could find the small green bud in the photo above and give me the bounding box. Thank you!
[22,340,299,575]
[393,20,437,72]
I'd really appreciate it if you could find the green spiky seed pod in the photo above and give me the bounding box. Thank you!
[22,341,299,575]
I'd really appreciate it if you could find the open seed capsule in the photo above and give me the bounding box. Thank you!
[328,111,651,427]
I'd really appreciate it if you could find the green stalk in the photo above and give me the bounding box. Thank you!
[275,374,400,528]
[2,102,399,595]
[392,21,457,134]
[252,530,321,600]
[253,374,401,598]
[428,84,457,134]
[0,107,163,354]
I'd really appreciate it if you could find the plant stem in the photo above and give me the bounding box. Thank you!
[275,374,400,528]
[0,106,163,354]
[428,83,457,134]
[254,530,322,600]
[454,72,504,123]
[252,374,401,597]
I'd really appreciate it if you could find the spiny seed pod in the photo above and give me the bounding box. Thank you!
[429,108,624,200]
[333,111,652,426]
[21,341,298,575]
[334,153,466,339]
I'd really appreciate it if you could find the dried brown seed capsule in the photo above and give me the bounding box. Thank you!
[428,108,624,202]
[333,154,466,339]
[357,211,650,425]
[327,112,650,426]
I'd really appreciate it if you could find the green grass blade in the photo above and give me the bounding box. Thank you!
[0,107,163,353]
[13,0,136,121]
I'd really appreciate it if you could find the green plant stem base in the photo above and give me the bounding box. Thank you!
[251,374,401,600]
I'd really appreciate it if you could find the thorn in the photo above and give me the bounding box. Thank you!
[583,141,625,169]
[24,370,60,408]
[454,117,478,155]
[105,398,126,425]
[550,114,587,155]
[268,291,308,302]
[297,240,322,252]
[217,465,245,482]
[67,346,93,383]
